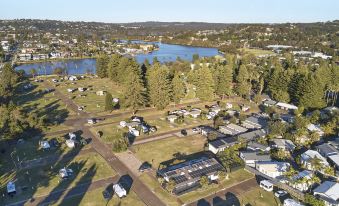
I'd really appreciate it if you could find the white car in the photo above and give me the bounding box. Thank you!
[192,128,199,133]
[275,190,288,197]
[78,106,84,111]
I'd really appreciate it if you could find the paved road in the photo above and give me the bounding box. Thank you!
[186,178,258,206]
[44,80,166,206]
[6,176,118,206]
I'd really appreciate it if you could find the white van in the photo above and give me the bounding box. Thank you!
[260,180,273,192]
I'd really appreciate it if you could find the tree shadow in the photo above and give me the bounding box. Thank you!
[224,192,240,206]
[197,198,211,206]
[118,174,133,194]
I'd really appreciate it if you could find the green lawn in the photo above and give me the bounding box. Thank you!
[139,174,179,206]
[133,135,206,169]
[51,187,145,206]
[179,169,254,203]
[54,77,124,113]
[237,187,279,206]
[1,152,116,205]
[239,48,275,56]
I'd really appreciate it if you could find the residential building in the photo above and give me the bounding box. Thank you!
[158,157,224,195]
[300,150,329,171]
[307,124,325,136]
[271,139,296,152]
[289,170,315,192]
[237,129,266,142]
[239,151,271,167]
[313,181,339,206]
[219,124,248,136]
[316,143,338,158]
[255,161,290,179]
[241,115,268,129]
[208,137,238,154]
[246,141,270,152]
[276,102,298,111]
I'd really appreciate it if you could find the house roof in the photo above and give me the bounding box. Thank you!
[292,170,313,181]
[314,181,339,202]
[256,161,290,173]
[209,137,238,149]
[240,151,271,161]
[276,102,298,110]
[301,150,328,165]
[328,154,339,167]
[238,129,266,141]
[247,141,269,151]
[272,139,296,151]
[316,143,338,156]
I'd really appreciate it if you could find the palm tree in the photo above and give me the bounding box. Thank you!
[310,157,322,171]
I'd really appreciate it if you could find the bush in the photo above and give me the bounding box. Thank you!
[112,137,128,153]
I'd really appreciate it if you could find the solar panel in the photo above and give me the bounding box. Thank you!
[166,171,177,177]
[173,175,188,184]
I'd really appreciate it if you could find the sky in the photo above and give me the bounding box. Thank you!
[0,0,338,23]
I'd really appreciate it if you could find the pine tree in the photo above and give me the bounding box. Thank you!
[296,74,326,109]
[147,65,172,110]
[172,72,186,103]
[105,92,113,111]
[123,67,147,110]
[214,64,233,98]
[107,54,121,81]
[0,63,18,104]
[235,65,251,98]
[96,54,109,78]
[195,66,215,101]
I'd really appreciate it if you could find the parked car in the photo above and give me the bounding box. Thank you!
[192,127,199,133]
[275,190,288,197]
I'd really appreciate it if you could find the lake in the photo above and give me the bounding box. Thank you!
[15,42,219,75]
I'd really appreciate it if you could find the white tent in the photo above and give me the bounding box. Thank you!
[66,139,75,148]
[40,141,50,149]
[7,181,16,195]
[113,183,126,198]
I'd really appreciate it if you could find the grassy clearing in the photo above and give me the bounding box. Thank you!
[51,187,145,206]
[54,77,124,113]
[179,169,254,203]
[237,187,279,206]
[139,174,179,206]
[132,135,206,169]
[1,153,115,205]
[239,48,275,56]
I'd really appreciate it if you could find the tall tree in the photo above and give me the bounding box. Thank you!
[123,67,147,110]
[296,74,326,109]
[96,54,109,78]
[171,72,186,104]
[214,64,233,98]
[0,63,18,104]
[195,66,215,101]
[107,54,121,81]
[235,65,251,98]
[105,92,113,111]
[147,65,172,110]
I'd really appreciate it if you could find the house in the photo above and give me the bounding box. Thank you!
[125,121,140,129]
[276,102,298,111]
[307,124,324,136]
[271,139,296,152]
[313,181,339,206]
[255,161,290,178]
[241,115,268,129]
[113,183,127,198]
[237,129,266,142]
[7,181,16,195]
[239,151,271,167]
[59,168,73,179]
[247,141,270,152]
[129,128,140,137]
[219,124,248,136]
[208,137,238,154]
[167,114,178,123]
[96,90,106,96]
[300,150,329,171]
[316,143,338,158]
[280,114,295,123]
[263,99,277,107]
[158,157,224,195]
[289,170,315,192]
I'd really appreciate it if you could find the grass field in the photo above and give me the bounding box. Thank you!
[239,48,275,56]
[52,187,145,206]
[1,152,116,205]
[132,135,206,169]
[238,187,279,206]
[54,77,124,113]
